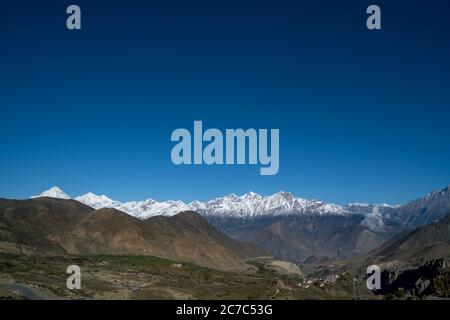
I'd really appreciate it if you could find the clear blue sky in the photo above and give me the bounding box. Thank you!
[1,0,450,204]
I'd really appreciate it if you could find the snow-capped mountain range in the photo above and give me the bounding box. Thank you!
[31,187,399,220]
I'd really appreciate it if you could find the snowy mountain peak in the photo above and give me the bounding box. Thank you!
[31,186,70,200]
[74,192,120,209]
[117,199,191,220]
[221,193,239,200]
[241,192,262,199]
[271,191,295,200]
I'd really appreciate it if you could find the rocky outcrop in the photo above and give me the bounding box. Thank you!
[378,258,450,297]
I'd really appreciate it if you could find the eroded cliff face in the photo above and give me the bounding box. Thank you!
[378,258,450,297]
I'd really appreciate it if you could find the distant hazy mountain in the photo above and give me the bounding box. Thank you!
[370,212,450,263]
[210,214,404,262]
[389,186,450,229]
[344,202,399,217]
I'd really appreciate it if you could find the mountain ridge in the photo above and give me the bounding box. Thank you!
[30,185,450,231]
[0,198,266,271]
[27,185,450,263]
[32,187,399,220]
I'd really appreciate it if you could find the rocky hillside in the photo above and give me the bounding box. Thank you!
[0,198,265,271]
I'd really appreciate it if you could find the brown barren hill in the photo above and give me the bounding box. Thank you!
[0,198,261,271]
